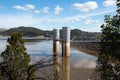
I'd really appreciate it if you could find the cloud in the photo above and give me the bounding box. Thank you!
[64,9,115,23]
[50,9,115,24]
[13,4,50,14]
[43,7,49,13]
[0,7,115,32]
[0,5,5,8]
[103,0,116,7]
[13,4,35,11]
[81,25,102,32]
[34,10,40,14]
[73,59,96,68]
[54,5,63,14]
[84,18,99,25]
[72,1,98,12]
[0,15,41,29]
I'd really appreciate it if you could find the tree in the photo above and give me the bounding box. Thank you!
[0,32,34,80]
[97,0,120,80]
[0,32,54,80]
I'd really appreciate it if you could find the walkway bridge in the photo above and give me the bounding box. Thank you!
[70,36,100,42]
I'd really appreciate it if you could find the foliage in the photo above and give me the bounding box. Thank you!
[0,32,54,80]
[0,32,34,80]
[70,29,101,40]
[0,32,57,80]
[97,10,120,80]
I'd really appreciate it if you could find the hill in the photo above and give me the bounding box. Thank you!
[0,26,101,40]
[0,28,6,32]
[71,29,101,40]
[1,26,52,37]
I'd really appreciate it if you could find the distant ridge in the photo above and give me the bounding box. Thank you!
[1,26,52,37]
[0,26,101,40]
[71,29,101,40]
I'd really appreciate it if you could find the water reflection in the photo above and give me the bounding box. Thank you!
[0,40,7,53]
[53,56,70,80]
[53,56,60,80]
[0,39,97,80]
[62,57,70,80]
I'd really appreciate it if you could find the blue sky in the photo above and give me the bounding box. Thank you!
[0,0,117,32]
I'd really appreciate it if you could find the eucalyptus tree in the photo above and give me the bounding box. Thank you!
[97,0,120,80]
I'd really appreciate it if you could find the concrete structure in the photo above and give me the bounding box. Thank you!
[62,27,70,57]
[52,27,70,79]
[53,29,60,56]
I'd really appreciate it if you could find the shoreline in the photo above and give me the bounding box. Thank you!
[70,42,100,57]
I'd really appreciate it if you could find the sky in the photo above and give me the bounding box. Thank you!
[0,0,117,32]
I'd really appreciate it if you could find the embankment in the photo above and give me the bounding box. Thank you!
[71,42,100,57]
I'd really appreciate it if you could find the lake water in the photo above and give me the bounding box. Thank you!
[0,38,97,80]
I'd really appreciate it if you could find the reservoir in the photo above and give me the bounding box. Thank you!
[0,38,97,80]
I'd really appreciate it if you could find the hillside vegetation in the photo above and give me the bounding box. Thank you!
[71,29,101,40]
[0,26,101,40]
[1,26,52,37]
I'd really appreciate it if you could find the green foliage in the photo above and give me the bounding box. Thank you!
[70,29,101,40]
[97,1,120,79]
[0,32,34,80]
[97,12,120,80]
[101,15,120,42]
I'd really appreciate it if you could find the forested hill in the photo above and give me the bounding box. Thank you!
[0,26,101,40]
[71,29,101,40]
[1,26,52,37]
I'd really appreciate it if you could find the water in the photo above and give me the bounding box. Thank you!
[25,40,96,68]
[0,38,97,80]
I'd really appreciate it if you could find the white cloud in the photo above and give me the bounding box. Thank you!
[45,16,81,24]
[81,24,102,32]
[34,10,40,14]
[103,0,116,7]
[63,9,115,23]
[13,4,35,11]
[0,15,41,29]
[0,5,5,8]
[84,18,99,25]
[54,5,63,14]
[0,8,115,32]
[72,1,98,12]
[74,59,96,68]
[43,7,49,13]
[50,9,115,24]
[82,18,102,32]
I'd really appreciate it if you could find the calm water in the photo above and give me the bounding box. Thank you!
[0,38,97,80]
